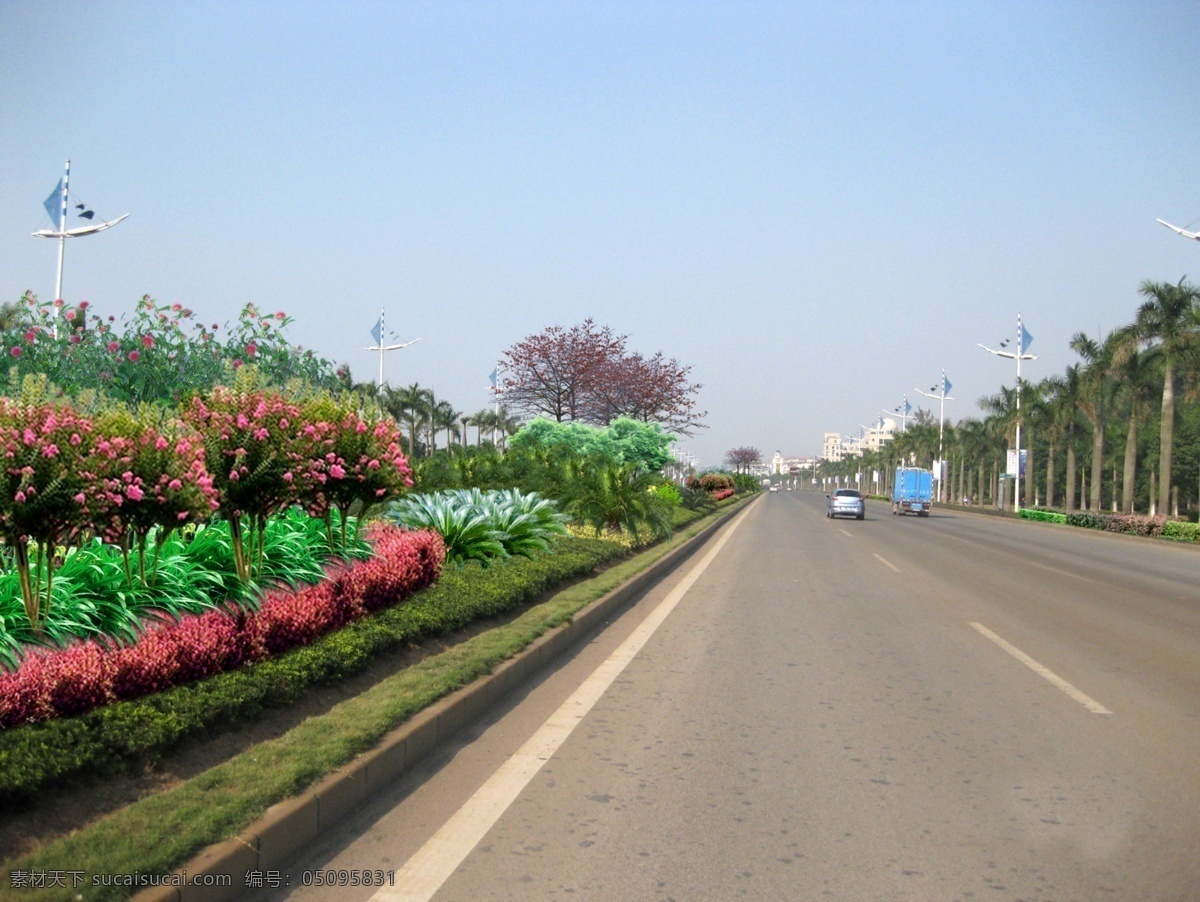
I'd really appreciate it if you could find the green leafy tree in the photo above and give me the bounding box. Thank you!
[508,417,674,472]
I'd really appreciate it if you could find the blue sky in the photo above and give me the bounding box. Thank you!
[2,2,1198,468]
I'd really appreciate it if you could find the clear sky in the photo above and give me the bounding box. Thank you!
[2,2,1198,468]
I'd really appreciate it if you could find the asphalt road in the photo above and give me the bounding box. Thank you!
[264,491,1200,900]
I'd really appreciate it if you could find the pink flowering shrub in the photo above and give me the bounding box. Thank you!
[182,375,307,582]
[696,473,735,492]
[0,526,444,728]
[0,385,95,629]
[295,395,414,553]
[2,292,339,405]
[78,406,220,585]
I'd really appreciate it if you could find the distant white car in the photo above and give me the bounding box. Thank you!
[769,485,780,492]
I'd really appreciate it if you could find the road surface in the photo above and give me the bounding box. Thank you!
[263,491,1200,900]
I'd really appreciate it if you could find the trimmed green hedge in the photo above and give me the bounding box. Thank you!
[1163,520,1200,543]
[1018,509,1068,524]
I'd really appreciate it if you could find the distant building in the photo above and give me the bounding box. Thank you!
[772,450,818,475]
[822,420,895,460]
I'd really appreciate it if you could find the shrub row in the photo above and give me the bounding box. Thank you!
[1018,509,1068,524]
[0,526,444,729]
[0,533,628,802]
[1018,507,1194,540]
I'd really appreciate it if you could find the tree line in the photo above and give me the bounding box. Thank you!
[822,278,1200,517]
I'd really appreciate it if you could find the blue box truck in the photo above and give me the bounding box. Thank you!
[892,468,933,516]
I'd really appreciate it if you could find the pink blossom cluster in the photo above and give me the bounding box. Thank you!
[0,399,95,546]
[76,417,220,547]
[297,411,413,520]
[182,387,309,520]
[0,526,444,727]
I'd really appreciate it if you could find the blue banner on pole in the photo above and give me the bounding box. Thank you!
[43,180,63,226]
[370,316,382,346]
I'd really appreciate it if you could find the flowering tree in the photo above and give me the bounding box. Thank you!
[181,374,307,583]
[498,319,628,423]
[586,351,707,435]
[0,378,95,631]
[295,394,414,553]
[724,447,763,474]
[80,406,220,586]
[498,319,706,434]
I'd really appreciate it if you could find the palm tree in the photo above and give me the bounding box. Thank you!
[1034,374,1070,509]
[493,406,522,451]
[1020,379,1049,507]
[471,408,497,446]
[1071,331,1118,511]
[979,384,1019,509]
[390,382,432,458]
[1056,364,1085,511]
[955,418,990,505]
[431,400,461,452]
[1110,338,1160,512]
[1129,278,1200,514]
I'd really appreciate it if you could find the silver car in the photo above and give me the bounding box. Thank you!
[826,488,865,520]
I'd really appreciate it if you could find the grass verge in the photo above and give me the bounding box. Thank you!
[0,497,752,902]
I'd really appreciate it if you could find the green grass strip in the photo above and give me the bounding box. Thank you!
[0,496,752,902]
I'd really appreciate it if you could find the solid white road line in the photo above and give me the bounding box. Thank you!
[969,622,1112,715]
[372,504,758,902]
[839,528,853,538]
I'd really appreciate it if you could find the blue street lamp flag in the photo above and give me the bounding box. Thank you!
[488,367,497,387]
[370,315,382,346]
[43,179,64,226]
[941,372,952,395]
[1017,317,1032,356]
[898,396,911,416]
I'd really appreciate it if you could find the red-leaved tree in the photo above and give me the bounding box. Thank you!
[587,350,706,435]
[498,320,706,434]
[724,447,762,473]
[498,319,627,423]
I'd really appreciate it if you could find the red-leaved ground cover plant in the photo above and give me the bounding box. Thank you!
[0,525,444,728]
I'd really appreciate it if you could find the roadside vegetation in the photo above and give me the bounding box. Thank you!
[817,278,1200,523]
[0,295,759,897]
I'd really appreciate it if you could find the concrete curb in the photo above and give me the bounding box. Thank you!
[134,499,754,902]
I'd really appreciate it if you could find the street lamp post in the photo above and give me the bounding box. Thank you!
[886,395,911,432]
[915,370,955,503]
[978,315,1036,513]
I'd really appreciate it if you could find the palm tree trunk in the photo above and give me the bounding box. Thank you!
[1024,430,1035,510]
[1046,444,1057,509]
[1065,432,1077,512]
[1159,359,1175,514]
[1090,421,1104,511]
[1122,417,1137,512]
